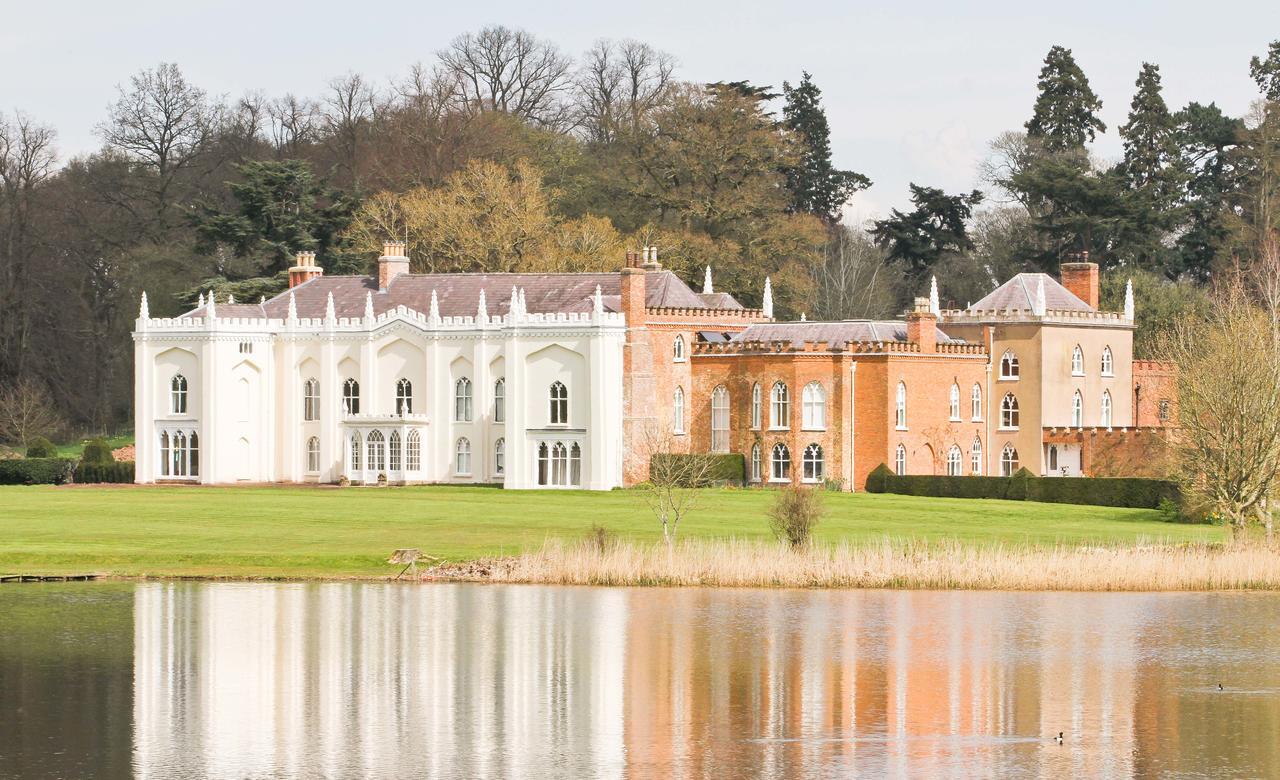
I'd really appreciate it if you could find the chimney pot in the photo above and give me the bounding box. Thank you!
[378,239,411,291]
[288,250,323,288]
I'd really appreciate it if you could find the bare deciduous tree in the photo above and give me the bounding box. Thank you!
[268,94,320,157]
[1159,279,1280,537]
[437,25,574,128]
[575,39,675,142]
[97,63,220,232]
[0,112,56,383]
[321,73,379,187]
[808,227,897,320]
[641,426,720,549]
[0,377,64,446]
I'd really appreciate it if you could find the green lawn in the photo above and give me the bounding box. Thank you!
[0,484,1223,578]
[0,481,1218,578]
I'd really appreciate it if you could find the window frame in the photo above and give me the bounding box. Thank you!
[1000,444,1019,477]
[1101,346,1114,377]
[750,383,762,430]
[494,437,505,476]
[493,378,505,423]
[750,443,762,482]
[802,382,826,430]
[770,382,790,430]
[454,437,472,476]
[710,385,730,452]
[303,378,320,422]
[971,437,982,475]
[971,383,983,421]
[1071,345,1084,376]
[999,393,1019,431]
[342,378,360,415]
[770,442,791,482]
[454,377,472,422]
[1101,389,1113,428]
[549,381,568,426]
[999,351,1019,380]
[396,378,413,417]
[672,334,686,362]
[673,386,686,435]
[895,382,907,430]
[170,374,188,415]
[946,444,962,476]
[894,444,906,476]
[948,383,961,422]
[306,436,320,473]
[802,443,824,483]
[1071,390,1083,427]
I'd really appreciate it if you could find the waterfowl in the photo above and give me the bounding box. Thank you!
[1054,731,1064,745]
[1218,683,1224,691]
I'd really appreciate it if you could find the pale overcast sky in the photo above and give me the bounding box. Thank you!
[4,0,1278,221]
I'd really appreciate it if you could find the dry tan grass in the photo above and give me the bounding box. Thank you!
[431,538,1280,591]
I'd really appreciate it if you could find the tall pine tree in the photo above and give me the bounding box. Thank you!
[1025,46,1106,153]
[782,72,870,224]
[1116,63,1185,273]
[1174,102,1243,280]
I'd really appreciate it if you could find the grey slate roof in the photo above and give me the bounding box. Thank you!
[732,320,965,348]
[967,273,1092,313]
[185,270,741,320]
[697,291,743,309]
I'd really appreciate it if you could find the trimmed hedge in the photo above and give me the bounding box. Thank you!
[865,464,1178,509]
[0,458,76,485]
[25,436,57,458]
[650,453,745,486]
[74,461,135,484]
[81,437,116,465]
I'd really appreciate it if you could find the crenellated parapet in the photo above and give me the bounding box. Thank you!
[645,305,766,319]
[940,307,1134,327]
[693,338,988,357]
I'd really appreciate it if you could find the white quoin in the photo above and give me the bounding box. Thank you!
[1124,279,1135,321]
[703,265,714,295]
[929,276,940,316]
[762,277,774,319]
[1033,278,1047,316]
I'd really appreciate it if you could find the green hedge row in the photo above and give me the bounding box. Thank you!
[865,464,1178,509]
[0,458,77,485]
[650,453,745,486]
[74,461,135,484]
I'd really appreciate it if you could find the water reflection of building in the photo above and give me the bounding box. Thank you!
[132,583,627,779]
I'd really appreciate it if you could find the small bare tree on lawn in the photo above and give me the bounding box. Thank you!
[0,378,63,447]
[642,426,720,550]
[767,484,826,548]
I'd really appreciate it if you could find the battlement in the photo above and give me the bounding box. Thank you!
[940,307,1133,327]
[693,338,988,357]
[645,305,766,320]
[1133,359,1176,373]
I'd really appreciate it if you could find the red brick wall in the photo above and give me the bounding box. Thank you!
[1133,360,1178,428]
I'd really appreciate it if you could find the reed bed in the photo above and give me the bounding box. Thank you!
[432,538,1280,591]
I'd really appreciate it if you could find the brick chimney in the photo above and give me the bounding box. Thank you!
[906,297,937,353]
[288,251,322,288]
[378,240,410,291]
[619,252,655,484]
[641,245,662,272]
[1060,251,1099,309]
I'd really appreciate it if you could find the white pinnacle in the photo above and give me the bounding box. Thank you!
[1033,277,1047,316]
[762,276,774,319]
[593,284,604,317]
[929,276,940,316]
[197,292,205,309]
[207,294,216,320]
[429,290,440,323]
[364,291,375,323]
[477,289,488,321]
[139,291,150,320]
[324,292,336,324]
[1124,279,1135,321]
[287,292,297,323]
[703,265,714,295]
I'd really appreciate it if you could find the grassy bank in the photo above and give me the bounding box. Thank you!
[453,538,1280,591]
[0,484,1221,579]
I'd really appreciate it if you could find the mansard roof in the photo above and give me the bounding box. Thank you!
[731,320,966,347]
[184,269,742,320]
[966,272,1092,313]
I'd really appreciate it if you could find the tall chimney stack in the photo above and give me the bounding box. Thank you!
[1060,251,1099,309]
[378,240,410,291]
[288,251,323,288]
[906,297,937,353]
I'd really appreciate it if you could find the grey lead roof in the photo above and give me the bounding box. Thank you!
[185,270,743,320]
[731,320,965,347]
[967,273,1092,313]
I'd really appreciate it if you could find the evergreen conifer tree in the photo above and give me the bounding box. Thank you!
[1116,63,1186,273]
[1025,46,1106,153]
[781,72,870,223]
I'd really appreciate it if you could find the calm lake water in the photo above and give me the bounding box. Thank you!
[2,584,1280,779]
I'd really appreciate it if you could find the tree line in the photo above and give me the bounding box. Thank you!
[1,28,1278,445]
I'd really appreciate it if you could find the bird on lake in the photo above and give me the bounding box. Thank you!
[1218,683,1224,691]
[1054,732,1064,745]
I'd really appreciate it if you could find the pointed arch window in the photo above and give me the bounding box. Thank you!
[454,378,472,422]
[366,430,386,472]
[350,432,362,471]
[494,438,505,476]
[189,432,199,477]
[537,442,549,485]
[570,443,582,486]
[343,378,360,415]
[159,432,171,477]
[895,382,907,430]
[673,386,686,434]
[1101,390,1113,428]
[711,385,730,452]
[1000,393,1019,430]
[999,351,1019,380]
[802,444,824,482]
[389,430,402,471]
[946,445,963,476]
[493,378,506,422]
[406,430,421,471]
[673,335,685,362]
[306,436,320,473]
[971,437,983,475]
[396,378,413,416]
[549,381,568,425]
[1071,390,1083,427]
[170,375,188,414]
[171,432,187,476]
[551,442,569,485]
[949,383,961,421]
[303,378,320,421]
[1000,445,1019,477]
[770,443,791,481]
[971,383,983,421]
[455,437,471,475]
[750,383,762,429]
[802,382,826,429]
[1071,345,1084,376]
[894,444,907,476]
[750,443,762,482]
[1101,346,1114,376]
[770,382,790,429]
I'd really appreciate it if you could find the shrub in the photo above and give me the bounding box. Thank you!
[24,436,57,458]
[865,463,892,493]
[0,458,75,485]
[80,437,116,465]
[73,461,134,484]
[1007,468,1033,501]
[767,485,826,548]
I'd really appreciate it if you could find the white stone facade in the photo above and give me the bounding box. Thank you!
[133,293,626,490]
